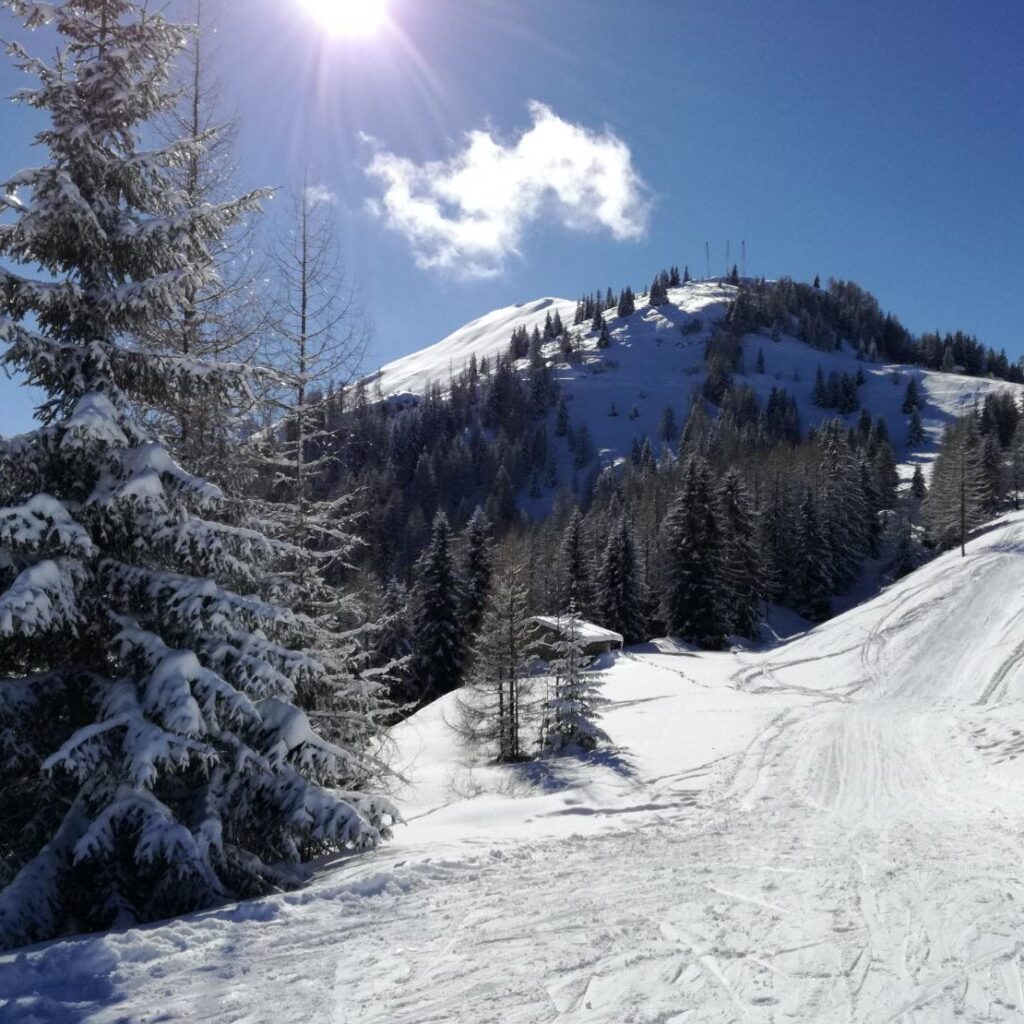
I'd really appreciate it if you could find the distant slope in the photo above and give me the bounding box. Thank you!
[366,296,579,398]
[365,281,1024,487]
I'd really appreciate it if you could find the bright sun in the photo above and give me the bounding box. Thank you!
[301,0,389,38]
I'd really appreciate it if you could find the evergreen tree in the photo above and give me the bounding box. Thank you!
[541,605,609,754]
[458,508,493,637]
[597,321,611,348]
[559,510,594,616]
[596,517,647,644]
[0,0,392,950]
[1009,418,1024,509]
[555,394,570,436]
[590,308,604,334]
[888,511,918,580]
[716,471,762,638]
[527,329,544,368]
[616,287,635,317]
[457,559,536,762]
[925,417,990,555]
[373,577,414,705]
[410,513,463,701]
[755,348,766,374]
[572,422,595,468]
[901,376,920,414]
[908,407,926,446]
[910,463,927,500]
[660,460,725,648]
[658,405,677,444]
[793,491,832,621]
[487,465,519,528]
[813,365,827,407]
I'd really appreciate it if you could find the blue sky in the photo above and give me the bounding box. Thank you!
[1,0,1022,434]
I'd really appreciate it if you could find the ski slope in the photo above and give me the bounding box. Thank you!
[367,281,1024,492]
[6,512,1024,1022]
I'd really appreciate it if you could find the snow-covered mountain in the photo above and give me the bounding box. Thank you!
[10,508,1024,1022]
[367,280,1024,484]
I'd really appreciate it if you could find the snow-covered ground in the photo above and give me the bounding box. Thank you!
[7,512,1024,1022]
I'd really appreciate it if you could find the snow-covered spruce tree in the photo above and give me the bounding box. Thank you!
[595,515,646,644]
[716,470,762,638]
[558,508,594,617]
[369,576,413,707]
[0,0,392,949]
[660,459,726,649]
[458,506,493,639]
[793,490,833,621]
[457,558,537,763]
[410,512,463,703]
[541,604,610,755]
[925,416,991,556]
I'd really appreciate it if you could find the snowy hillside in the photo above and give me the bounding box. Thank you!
[9,511,1024,1022]
[369,280,1024,483]
[367,295,580,399]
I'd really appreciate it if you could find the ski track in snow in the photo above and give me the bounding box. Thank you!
[6,521,1024,1022]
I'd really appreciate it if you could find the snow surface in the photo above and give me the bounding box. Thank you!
[368,281,1024,497]
[7,511,1024,1021]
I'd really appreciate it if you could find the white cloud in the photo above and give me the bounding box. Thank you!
[304,184,337,205]
[363,102,651,278]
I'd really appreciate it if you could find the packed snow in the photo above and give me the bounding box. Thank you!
[6,511,1024,1021]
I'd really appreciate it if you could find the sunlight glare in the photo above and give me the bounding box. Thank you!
[301,0,389,38]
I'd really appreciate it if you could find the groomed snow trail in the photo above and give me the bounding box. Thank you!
[5,520,1024,1023]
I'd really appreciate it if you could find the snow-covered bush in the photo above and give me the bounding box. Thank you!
[540,608,610,755]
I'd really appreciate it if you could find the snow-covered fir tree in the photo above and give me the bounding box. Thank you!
[660,459,725,649]
[716,470,762,638]
[364,575,413,709]
[0,0,393,950]
[410,512,463,702]
[595,516,646,644]
[794,490,833,620]
[558,508,594,616]
[458,507,493,638]
[541,604,610,755]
